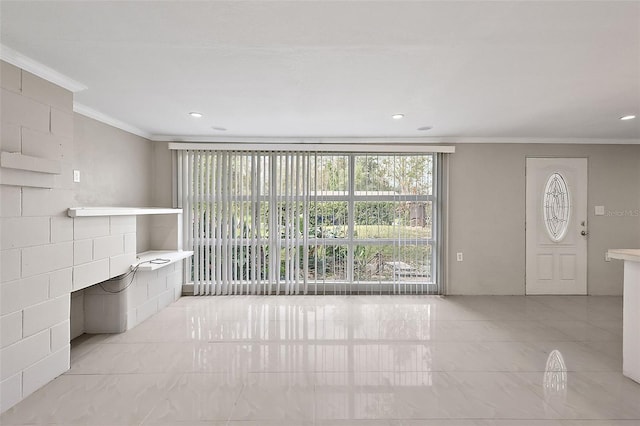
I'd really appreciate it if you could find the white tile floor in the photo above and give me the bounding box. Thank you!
[2,295,639,425]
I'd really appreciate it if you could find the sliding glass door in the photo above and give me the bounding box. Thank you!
[176,150,442,295]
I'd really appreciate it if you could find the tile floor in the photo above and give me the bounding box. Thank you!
[1,295,639,425]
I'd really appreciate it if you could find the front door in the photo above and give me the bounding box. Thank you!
[525,158,588,295]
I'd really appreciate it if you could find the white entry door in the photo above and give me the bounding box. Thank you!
[526,158,588,295]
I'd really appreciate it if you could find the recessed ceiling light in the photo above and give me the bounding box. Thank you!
[620,115,636,121]
[189,112,203,118]
[211,126,227,131]
[417,126,433,131]
[392,114,405,120]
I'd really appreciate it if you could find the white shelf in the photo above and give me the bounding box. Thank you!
[133,250,194,271]
[68,207,182,217]
[608,249,640,263]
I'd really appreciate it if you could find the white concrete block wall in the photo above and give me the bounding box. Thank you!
[69,291,85,340]
[134,262,183,328]
[71,215,185,334]
[0,249,20,282]
[49,268,72,298]
[110,253,133,277]
[1,123,21,153]
[0,330,50,382]
[0,217,50,248]
[0,60,21,92]
[21,242,73,278]
[1,60,185,413]
[110,216,136,235]
[86,262,184,333]
[18,274,49,309]
[0,87,51,133]
[71,215,136,291]
[22,345,70,397]
[0,372,21,412]
[72,259,110,291]
[73,216,109,240]
[0,312,22,348]
[0,187,21,217]
[21,187,74,217]
[22,295,70,337]
[0,62,74,412]
[73,239,93,265]
[50,217,73,243]
[21,129,65,161]
[51,320,70,352]
[93,234,124,260]
[83,289,126,333]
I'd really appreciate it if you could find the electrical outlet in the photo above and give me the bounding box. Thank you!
[456,252,463,262]
[73,170,81,183]
[595,205,605,216]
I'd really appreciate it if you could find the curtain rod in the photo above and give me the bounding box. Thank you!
[168,142,455,153]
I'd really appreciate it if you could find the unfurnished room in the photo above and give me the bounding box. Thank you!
[0,1,640,425]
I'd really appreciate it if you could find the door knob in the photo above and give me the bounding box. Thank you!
[581,230,588,236]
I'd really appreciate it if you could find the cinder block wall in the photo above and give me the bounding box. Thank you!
[83,260,184,334]
[0,60,179,412]
[0,61,75,411]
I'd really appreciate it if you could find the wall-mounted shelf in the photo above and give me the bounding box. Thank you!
[134,250,194,271]
[608,249,640,263]
[68,207,182,217]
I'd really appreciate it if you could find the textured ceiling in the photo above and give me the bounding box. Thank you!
[1,1,639,141]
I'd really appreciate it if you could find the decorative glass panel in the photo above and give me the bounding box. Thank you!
[543,172,571,242]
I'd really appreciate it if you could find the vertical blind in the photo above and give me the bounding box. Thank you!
[176,150,440,296]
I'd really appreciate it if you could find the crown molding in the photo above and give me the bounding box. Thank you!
[151,135,640,145]
[0,44,87,92]
[434,137,640,145]
[73,103,152,139]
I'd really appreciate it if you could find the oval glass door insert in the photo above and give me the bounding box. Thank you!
[543,172,571,242]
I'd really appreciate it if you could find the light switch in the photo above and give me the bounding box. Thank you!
[594,205,605,216]
[73,170,81,183]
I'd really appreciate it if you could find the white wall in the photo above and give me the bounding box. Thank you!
[150,141,173,208]
[0,61,171,412]
[447,143,640,295]
[0,61,75,412]
[74,113,153,252]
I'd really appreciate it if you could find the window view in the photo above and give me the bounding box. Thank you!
[178,151,438,295]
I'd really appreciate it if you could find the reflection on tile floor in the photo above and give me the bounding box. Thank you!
[1,295,639,425]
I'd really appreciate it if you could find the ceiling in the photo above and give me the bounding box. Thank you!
[1,1,639,142]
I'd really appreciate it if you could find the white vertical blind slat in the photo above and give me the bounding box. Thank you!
[302,154,309,295]
[252,154,259,295]
[193,151,197,294]
[204,152,211,295]
[199,151,206,294]
[270,154,277,295]
[294,153,301,295]
[283,154,290,295]
[195,151,200,293]
[239,154,245,295]
[215,152,222,295]
[223,152,231,295]
[179,151,188,288]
